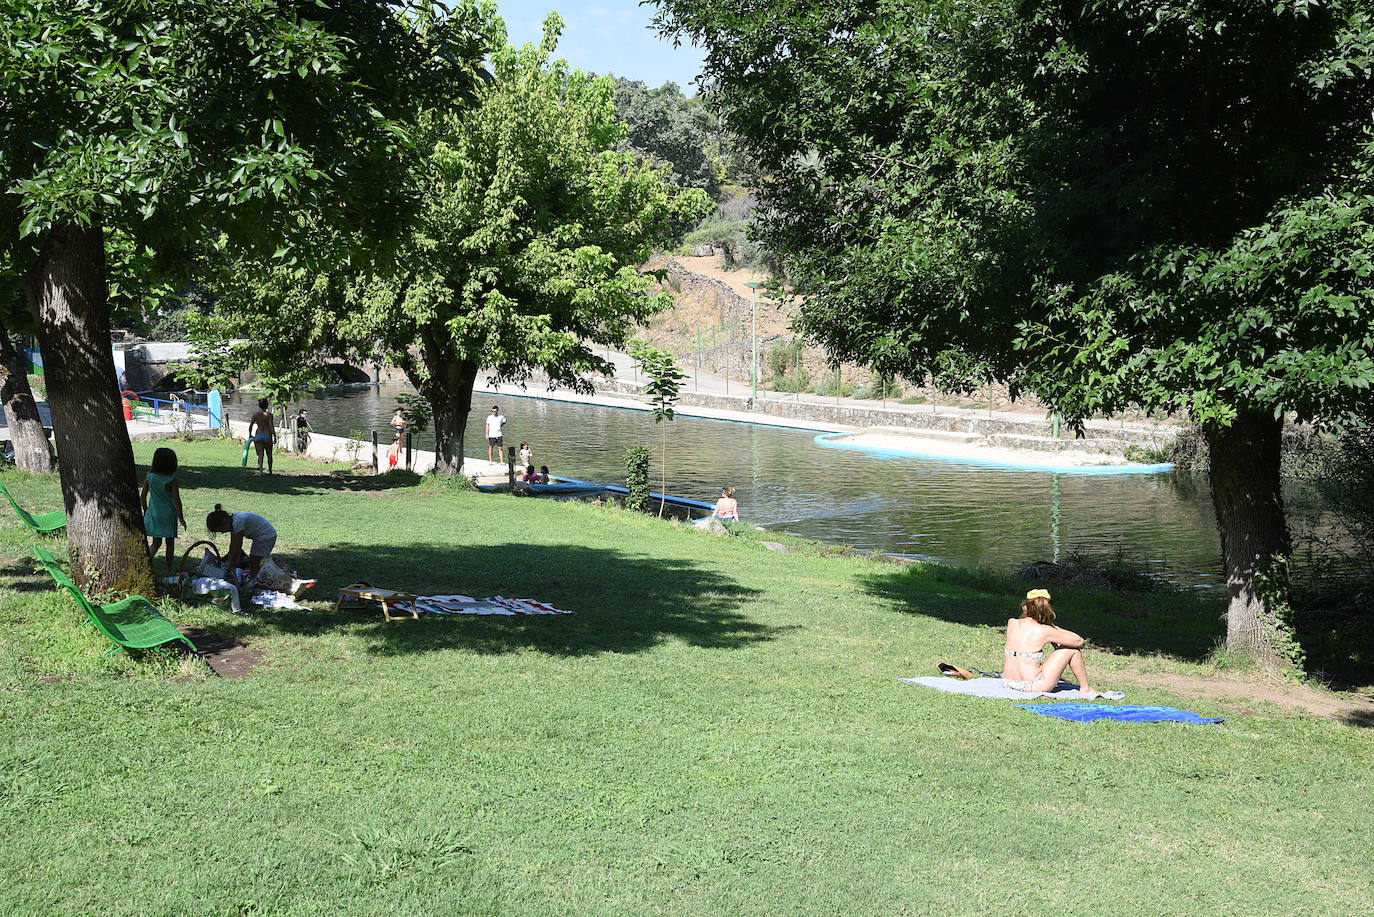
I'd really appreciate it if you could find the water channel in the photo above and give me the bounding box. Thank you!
[229,384,1273,590]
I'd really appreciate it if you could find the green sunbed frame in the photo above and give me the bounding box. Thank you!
[33,547,196,656]
[1,482,66,533]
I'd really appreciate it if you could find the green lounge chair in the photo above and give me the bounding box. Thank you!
[0,482,65,533]
[33,545,76,589]
[34,547,195,656]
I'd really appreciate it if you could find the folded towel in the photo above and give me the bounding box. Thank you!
[1017,704,1222,724]
[899,676,1124,701]
[391,594,573,617]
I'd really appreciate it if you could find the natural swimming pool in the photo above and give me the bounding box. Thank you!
[230,384,1329,590]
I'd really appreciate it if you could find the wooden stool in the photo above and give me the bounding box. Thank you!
[335,584,419,622]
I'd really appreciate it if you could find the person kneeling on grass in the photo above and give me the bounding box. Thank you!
[1003,588,1104,699]
[206,504,277,579]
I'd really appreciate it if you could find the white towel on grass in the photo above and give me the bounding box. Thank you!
[900,676,1124,700]
[392,595,573,616]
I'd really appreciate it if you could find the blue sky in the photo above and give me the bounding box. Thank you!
[493,0,706,91]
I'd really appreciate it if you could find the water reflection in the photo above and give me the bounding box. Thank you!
[230,384,1233,588]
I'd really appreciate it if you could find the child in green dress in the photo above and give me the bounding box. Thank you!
[141,447,187,570]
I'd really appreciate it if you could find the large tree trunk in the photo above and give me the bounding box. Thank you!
[426,357,478,476]
[24,224,154,595]
[0,324,55,473]
[1204,408,1293,671]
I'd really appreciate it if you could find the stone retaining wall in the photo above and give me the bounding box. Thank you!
[594,376,1178,454]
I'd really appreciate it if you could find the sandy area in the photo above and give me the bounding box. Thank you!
[831,431,1137,469]
[673,255,777,305]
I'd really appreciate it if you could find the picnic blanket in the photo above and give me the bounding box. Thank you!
[391,594,572,617]
[900,676,1125,701]
[1018,704,1222,725]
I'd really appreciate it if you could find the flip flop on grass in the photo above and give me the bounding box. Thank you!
[937,662,975,680]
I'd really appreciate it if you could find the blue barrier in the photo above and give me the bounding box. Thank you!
[127,392,219,429]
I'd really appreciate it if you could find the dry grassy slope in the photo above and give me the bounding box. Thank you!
[639,254,1048,413]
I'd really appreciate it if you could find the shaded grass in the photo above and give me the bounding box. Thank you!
[0,440,1371,916]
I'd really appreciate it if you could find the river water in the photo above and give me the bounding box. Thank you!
[229,384,1268,590]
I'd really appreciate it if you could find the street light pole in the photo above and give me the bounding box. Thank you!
[746,281,761,403]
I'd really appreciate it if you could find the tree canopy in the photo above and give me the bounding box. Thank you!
[655,0,1374,666]
[197,16,711,474]
[0,0,490,591]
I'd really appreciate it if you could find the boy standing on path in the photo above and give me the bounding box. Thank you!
[486,405,506,463]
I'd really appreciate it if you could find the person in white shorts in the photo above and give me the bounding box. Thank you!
[206,504,278,577]
[485,405,506,462]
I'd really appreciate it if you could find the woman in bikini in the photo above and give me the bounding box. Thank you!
[1003,588,1103,698]
[248,398,275,474]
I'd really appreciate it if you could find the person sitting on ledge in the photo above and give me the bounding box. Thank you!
[696,487,740,527]
[1002,588,1103,698]
[537,465,551,484]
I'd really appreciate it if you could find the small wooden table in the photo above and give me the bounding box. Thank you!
[335,584,419,622]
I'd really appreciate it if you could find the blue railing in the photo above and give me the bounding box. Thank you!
[124,390,223,430]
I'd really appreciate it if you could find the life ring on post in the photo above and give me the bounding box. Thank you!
[120,390,138,421]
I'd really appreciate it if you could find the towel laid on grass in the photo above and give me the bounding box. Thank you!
[899,676,1125,701]
[393,595,572,617]
[1018,704,1222,724]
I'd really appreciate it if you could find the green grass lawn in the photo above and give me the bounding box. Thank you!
[1,439,1371,916]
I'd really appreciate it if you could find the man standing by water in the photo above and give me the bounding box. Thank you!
[295,409,312,453]
[486,405,506,463]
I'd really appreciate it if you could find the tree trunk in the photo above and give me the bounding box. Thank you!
[1204,408,1293,670]
[426,357,478,476]
[658,425,667,518]
[24,224,154,594]
[0,324,55,473]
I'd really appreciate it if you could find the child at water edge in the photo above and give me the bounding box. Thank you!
[141,447,187,569]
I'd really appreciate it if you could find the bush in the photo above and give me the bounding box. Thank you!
[1315,424,1374,577]
[813,375,856,398]
[771,367,812,393]
[624,445,651,512]
[1016,551,1171,594]
[851,377,902,400]
[766,339,803,380]
[1165,423,1341,478]
[1123,443,1173,464]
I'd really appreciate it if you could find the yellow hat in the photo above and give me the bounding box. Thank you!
[1025,588,1051,601]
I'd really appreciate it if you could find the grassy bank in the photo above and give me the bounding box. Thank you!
[1,439,1371,916]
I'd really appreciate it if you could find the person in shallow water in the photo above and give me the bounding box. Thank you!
[1002,589,1104,698]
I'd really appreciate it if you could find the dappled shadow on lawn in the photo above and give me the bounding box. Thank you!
[857,563,1221,662]
[0,552,63,594]
[202,541,774,659]
[1342,708,1374,729]
[174,460,422,499]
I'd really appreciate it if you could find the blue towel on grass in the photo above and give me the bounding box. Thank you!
[1017,704,1222,725]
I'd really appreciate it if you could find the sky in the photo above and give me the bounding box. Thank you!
[493,0,706,92]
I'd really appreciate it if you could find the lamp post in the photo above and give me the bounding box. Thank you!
[745,281,761,402]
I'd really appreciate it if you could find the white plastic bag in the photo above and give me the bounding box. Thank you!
[255,557,294,593]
